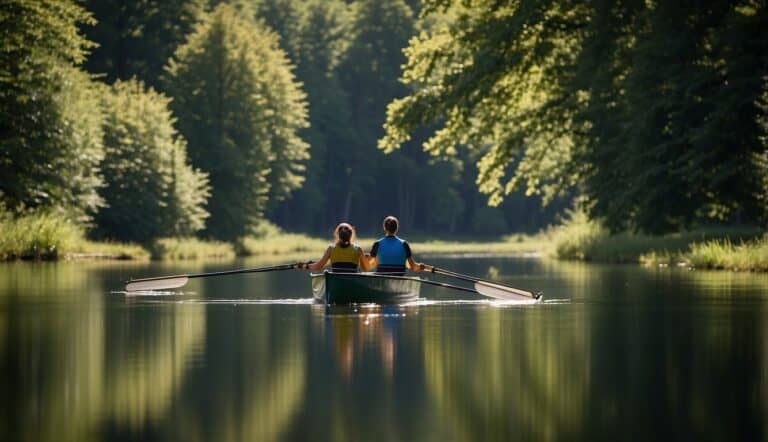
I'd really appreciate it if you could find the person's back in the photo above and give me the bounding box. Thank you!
[367,216,422,276]
[329,241,363,273]
[372,235,409,275]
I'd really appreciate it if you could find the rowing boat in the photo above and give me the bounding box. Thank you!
[311,271,421,305]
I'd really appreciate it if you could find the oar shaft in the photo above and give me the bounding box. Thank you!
[429,266,480,282]
[186,264,296,280]
[127,263,296,284]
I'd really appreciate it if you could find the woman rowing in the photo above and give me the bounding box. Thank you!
[366,215,425,276]
[297,222,370,272]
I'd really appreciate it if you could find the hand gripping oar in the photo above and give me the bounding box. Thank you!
[422,265,542,301]
[125,262,300,292]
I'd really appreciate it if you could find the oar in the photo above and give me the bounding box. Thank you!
[422,264,542,301]
[125,262,300,292]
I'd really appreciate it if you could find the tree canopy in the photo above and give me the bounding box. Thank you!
[0,0,105,222]
[95,79,209,241]
[82,0,205,88]
[382,0,768,233]
[164,4,309,240]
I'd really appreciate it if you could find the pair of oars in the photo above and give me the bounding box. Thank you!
[124,262,542,301]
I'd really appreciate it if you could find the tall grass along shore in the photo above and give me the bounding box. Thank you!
[550,211,766,271]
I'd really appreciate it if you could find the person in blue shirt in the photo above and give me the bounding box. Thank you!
[366,215,424,276]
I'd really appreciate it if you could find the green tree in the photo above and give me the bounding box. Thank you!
[579,1,768,232]
[0,0,105,222]
[165,4,308,240]
[95,79,209,241]
[82,0,205,88]
[332,0,425,229]
[758,76,768,216]
[250,0,358,231]
[382,0,768,233]
[382,0,584,202]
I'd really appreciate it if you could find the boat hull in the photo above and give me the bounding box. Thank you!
[311,272,421,305]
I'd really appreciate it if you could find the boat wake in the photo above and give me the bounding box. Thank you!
[110,290,187,296]
[158,298,315,305]
[403,298,541,307]
[109,293,566,307]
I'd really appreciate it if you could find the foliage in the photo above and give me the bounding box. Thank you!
[236,233,330,257]
[759,76,768,219]
[381,0,584,206]
[254,0,358,229]
[640,236,768,272]
[576,1,768,233]
[165,4,309,240]
[148,237,235,260]
[210,0,567,236]
[551,210,762,263]
[82,0,205,88]
[0,0,105,222]
[382,0,768,233]
[66,240,149,260]
[411,234,547,255]
[0,208,83,260]
[686,236,768,271]
[95,79,209,242]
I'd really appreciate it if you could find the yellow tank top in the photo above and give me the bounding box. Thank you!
[329,243,361,265]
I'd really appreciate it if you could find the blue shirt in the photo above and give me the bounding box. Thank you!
[370,236,412,274]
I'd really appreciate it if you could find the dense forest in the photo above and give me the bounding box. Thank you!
[1,0,766,244]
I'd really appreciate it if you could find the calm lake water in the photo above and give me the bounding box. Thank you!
[2,256,767,441]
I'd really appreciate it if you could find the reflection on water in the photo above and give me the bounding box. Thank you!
[1,258,768,440]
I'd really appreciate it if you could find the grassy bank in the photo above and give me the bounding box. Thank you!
[411,234,547,256]
[550,211,766,270]
[0,211,147,260]
[640,236,768,271]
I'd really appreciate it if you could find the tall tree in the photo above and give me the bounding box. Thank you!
[251,0,358,231]
[0,0,105,222]
[164,4,308,239]
[382,0,768,233]
[82,0,205,88]
[758,76,768,217]
[334,0,425,230]
[95,80,209,241]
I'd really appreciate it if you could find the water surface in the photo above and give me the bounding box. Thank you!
[2,257,767,441]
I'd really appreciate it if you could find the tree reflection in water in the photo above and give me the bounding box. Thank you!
[3,259,768,441]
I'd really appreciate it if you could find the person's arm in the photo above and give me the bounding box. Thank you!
[364,241,379,269]
[406,256,424,272]
[299,246,331,270]
[404,242,424,272]
[357,246,371,271]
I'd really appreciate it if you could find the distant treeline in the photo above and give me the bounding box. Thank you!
[382,0,768,234]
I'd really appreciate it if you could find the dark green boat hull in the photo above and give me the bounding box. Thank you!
[311,272,421,305]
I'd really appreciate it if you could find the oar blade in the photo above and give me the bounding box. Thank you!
[126,276,189,292]
[474,281,541,301]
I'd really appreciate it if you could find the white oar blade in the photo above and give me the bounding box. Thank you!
[126,276,189,292]
[474,281,540,301]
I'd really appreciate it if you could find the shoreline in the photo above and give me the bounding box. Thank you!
[3,233,767,274]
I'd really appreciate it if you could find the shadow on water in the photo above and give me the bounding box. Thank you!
[1,257,768,440]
